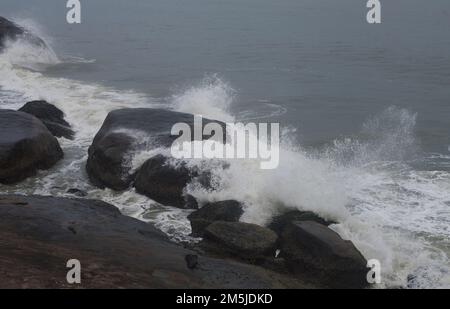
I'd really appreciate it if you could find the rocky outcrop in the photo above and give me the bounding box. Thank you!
[0,195,313,288]
[279,221,369,289]
[0,17,46,51]
[268,210,336,235]
[19,101,74,140]
[0,110,63,184]
[188,200,244,236]
[201,221,278,262]
[86,108,225,191]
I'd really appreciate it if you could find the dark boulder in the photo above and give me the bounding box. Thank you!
[0,110,63,184]
[86,132,134,190]
[188,200,244,237]
[0,17,46,51]
[268,210,336,235]
[0,17,23,49]
[280,221,369,289]
[134,156,229,208]
[0,195,313,288]
[19,101,74,140]
[202,221,278,262]
[86,108,226,191]
[134,155,199,209]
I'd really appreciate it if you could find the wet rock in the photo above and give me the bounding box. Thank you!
[0,195,313,288]
[19,101,74,140]
[280,221,369,289]
[268,210,336,235]
[86,132,134,190]
[134,155,198,209]
[86,108,225,191]
[0,16,46,51]
[185,194,199,210]
[188,200,244,237]
[202,221,278,261]
[0,17,24,49]
[0,110,63,184]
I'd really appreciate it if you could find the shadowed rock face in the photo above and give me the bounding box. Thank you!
[188,200,244,237]
[134,154,199,209]
[19,101,74,140]
[0,110,63,184]
[0,195,314,288]
[0,17,46,51]
[280,221,369,289]
[86,108,225,191]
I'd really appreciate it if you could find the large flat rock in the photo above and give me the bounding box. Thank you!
[0,195,314,288]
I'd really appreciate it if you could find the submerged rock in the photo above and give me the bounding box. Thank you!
[0,195,312,288]
[19,101,74,140]
[188,200,244,237]
[134,155,198,209]
[280,221,369,289]
[202,221,278,261]
[86,108,225,191]
[268,210,336,235]
[0,110,63,184]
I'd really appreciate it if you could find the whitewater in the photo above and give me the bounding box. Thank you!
[0,22,449,289]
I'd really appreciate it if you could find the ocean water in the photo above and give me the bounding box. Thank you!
[1,0,449,288]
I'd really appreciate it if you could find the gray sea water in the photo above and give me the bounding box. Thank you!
[0,0,449,288]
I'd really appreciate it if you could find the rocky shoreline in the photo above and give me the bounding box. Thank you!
[0,195,313,288]
[0,17,370,289]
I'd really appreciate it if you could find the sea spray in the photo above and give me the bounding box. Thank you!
[174,82,449,288]
[0,21,448,288]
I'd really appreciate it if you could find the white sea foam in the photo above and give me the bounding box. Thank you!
[171,82,450,288]
[171,75,236,122]
[0,22,448,289]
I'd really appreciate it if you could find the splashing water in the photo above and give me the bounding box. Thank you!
[0,20,448,289]
[171,75,236,122]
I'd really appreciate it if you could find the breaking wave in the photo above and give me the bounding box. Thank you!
[0,20,448,289]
